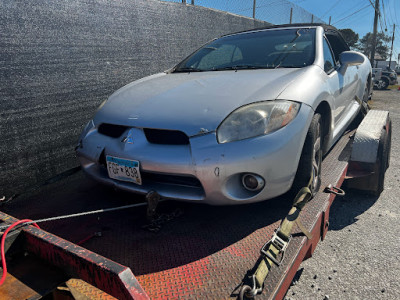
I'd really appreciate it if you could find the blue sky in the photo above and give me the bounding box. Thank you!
[291,0,400,62]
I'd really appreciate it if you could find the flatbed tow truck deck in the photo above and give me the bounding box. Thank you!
[0,110,391,300]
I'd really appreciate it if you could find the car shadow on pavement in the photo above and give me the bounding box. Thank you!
[327,188,378,231]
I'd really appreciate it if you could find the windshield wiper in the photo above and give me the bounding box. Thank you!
[173,67,204,73]
[211,65,275,71]
[275,64,303,68]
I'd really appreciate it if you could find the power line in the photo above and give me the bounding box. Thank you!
[386,0,395,25]
[336,9,371,29]
[370,0,380,66]
[367,0,379,14]
[332,0,367,20]
[381,0,400,58]
[320,0,365,24]
[332,4,371,25]
[381,0,388,30]
[394,1,399,27]
[379,12,386,33]
[320,0,344,19]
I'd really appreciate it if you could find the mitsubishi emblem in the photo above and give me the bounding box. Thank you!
[123,129,134,144]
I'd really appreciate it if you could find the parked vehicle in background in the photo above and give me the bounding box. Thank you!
[374,67,398,90]
[372,68,382,81]
[375,60,397,70]
[395,65,400,75]
[373,68,384,89]
[76,24,372,205]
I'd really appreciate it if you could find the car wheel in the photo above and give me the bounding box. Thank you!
[291,113,322,197]
[361,84,370,115]
[380,78,389,90]
[355,84,370,125]
[374,80,382,90]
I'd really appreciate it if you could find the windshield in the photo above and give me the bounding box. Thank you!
[174,28,316,72]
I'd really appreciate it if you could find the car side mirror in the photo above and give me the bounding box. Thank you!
[339,51,365,73]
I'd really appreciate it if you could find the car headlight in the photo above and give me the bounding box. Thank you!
[217,100,300,143]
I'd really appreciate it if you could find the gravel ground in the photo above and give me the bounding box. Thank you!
[286,85,400,300]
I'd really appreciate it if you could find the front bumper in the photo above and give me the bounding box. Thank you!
[76,105,313,205]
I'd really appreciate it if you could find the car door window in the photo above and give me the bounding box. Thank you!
[323,38,336,74]
[326,33,349,63]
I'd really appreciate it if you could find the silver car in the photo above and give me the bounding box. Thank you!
[76,24,371,205]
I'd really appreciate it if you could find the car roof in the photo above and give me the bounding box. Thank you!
[222,23,349,51]
[225,23,338,36]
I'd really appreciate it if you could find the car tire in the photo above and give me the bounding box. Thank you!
[355,84,370,125]
[380,78,389,90]
[361,84,370,113]
[291,113,322,197]
[373,80,383,90]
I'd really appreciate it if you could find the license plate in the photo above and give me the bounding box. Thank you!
[106,156,142,185]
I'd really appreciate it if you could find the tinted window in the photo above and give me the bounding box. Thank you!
[326,33,349,62]
[174,28,316,72]
[323,38,336,73]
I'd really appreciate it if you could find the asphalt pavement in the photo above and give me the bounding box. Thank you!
[286,85,400,300]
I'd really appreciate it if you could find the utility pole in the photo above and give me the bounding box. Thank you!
[329,16,331,25]
[370,0,380,68]
[253,0,256,19]
[290,7,293,24]
[389,24,395,69]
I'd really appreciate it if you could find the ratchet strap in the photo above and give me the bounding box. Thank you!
[238,177,314,299]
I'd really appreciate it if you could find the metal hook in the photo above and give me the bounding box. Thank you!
[324,184,345,196]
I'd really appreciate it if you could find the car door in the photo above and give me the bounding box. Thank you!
[322,37,345,124]
[322,37,357,135]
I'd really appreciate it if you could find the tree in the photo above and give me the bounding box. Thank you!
[338,29,359,49]
[356,32,391,60]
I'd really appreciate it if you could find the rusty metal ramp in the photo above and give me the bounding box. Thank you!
[1,133,352,299]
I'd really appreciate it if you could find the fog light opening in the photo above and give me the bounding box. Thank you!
[242,174,265,191]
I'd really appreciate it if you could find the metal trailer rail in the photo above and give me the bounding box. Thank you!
[0,110,391,299]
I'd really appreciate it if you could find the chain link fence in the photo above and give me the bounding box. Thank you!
[162,0,325,25]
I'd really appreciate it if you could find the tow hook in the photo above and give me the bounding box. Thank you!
[145,190,160,222]
[142,191,183,233]
[324,184,345,196]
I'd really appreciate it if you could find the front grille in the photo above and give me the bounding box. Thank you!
[141,172,202,188]
[143,128,189,145]
[98,123,127,138]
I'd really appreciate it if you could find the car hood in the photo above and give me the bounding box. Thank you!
[95,68,308,137]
